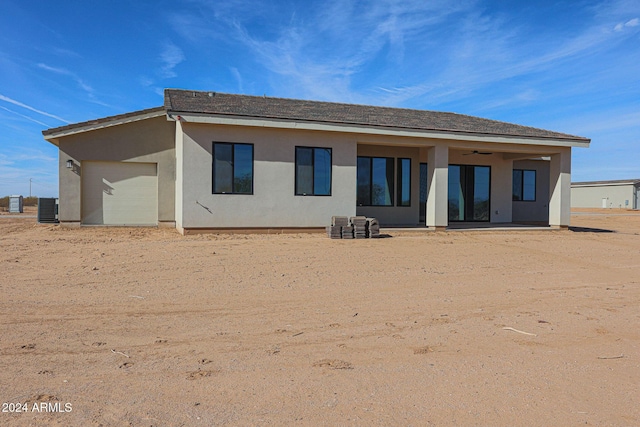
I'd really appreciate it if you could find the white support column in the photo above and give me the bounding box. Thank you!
[175,120,184,233]
[426,144,449,230]
[549,148,571,228]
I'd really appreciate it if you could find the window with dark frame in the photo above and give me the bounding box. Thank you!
[295,146,332,196]
[357,156,394,206]
[212,142,253,194]
[512,169,536,201]
[397,158,411,206]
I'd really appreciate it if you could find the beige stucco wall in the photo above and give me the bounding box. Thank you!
[548,148,572,227]
[178,122,357,229]
[512,159,551,223]
[53,112,577,230]
[572,184,637,209]
[57,116,176,224]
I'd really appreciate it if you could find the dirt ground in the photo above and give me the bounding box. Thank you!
[1,209,639,426]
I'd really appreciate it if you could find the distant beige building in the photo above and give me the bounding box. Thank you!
[572,179,640,209]
[43,89,590,234]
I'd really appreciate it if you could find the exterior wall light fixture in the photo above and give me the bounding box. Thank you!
[66,159,73,169]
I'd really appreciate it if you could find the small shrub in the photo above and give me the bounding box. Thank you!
[24,196,38,206]
[0,196,39,208]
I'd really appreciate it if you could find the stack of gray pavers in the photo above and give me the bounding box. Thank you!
[350,216,367,239]
[327,216,380,239]
[327,216,348,239]
[341,224,354,239]
[366,217,380,238]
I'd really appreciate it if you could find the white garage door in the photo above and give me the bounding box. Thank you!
[82,161,158,225]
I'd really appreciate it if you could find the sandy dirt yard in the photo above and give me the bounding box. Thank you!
[1,209,639,426]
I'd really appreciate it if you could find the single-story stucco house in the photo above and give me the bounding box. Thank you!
[42,89,590,234]
[572,179,640,209]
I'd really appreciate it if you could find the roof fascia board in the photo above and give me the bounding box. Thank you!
[170,112,590,148]
[44,109,166,142]
[572,182,637,188]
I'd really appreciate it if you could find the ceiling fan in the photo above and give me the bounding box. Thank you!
[463,150,493,156]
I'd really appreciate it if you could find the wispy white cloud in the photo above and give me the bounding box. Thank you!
[36,63,111,107]
[372,83,444,107]
[166,0,640,118]
[169,0,471,103]
[14,148,57,163]
[166,12,218,43]
[230,67,244,92]
[0,153,12,167]
[51,47,82,58]
[0,93,69,123]
[474,89,541,112]
[615,17,639,30]
[135,42,186,97]
[375,1,640,108]
[551,110,640,136]
[136,43,185,96]
[0,105,49,126]
[139,76,153,87]
[159,42,185,78]
[0,147,57,165]
[0,148,59,197]
[38,63,94,93]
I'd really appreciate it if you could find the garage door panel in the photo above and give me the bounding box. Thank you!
[82,162,158,225]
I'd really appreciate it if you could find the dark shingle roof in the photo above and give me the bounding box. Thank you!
[165,89,589,142]
[42,106,165,137]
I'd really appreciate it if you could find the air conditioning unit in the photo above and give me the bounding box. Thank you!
[37,198,59,223]
[9,195,23,213]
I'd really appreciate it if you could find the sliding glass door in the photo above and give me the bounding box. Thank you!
[448,165,490,222]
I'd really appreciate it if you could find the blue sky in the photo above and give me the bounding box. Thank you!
[1,0,639,197]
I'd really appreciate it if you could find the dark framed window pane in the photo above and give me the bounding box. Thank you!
[372,157,393,206]
[512,169,523,201]
[233,144,253,194]
[295,147,313,195]
[313,148,332,196]
[523,170,536,201]
[357,157,371,206]
[513,169,535,201]
[213,143,233,193]
[397,158,411,206]
[473,166,490,221]
[448,165,465,221]
[419,163,428,221]
[213,142,253,194]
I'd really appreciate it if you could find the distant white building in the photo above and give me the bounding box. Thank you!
[571,179,640,209]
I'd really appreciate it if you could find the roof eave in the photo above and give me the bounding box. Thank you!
[168,110,591,148]
[42,107,166,144]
